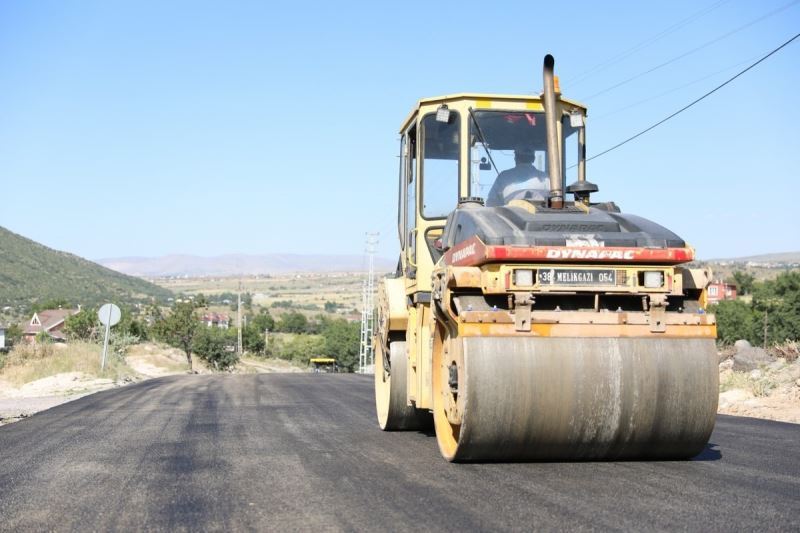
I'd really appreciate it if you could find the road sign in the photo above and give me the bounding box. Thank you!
[98,303,121,371]
[98,303,121,327]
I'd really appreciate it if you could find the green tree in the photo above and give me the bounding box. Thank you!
[752,271,800,345]
[192,326,239,370]
[250,309,275,333]
[242,292,253,311]
[64,307,99,341]
[711,300,756,345]
[153,301,202,370]
[731,271,756,296]
[242,323,266,354]
[320,318,360,372]
[277,311,308,333]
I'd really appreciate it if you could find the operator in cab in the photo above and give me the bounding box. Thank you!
[485,144,548,207]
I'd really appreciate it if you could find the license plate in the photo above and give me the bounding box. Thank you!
[538,268,616,286]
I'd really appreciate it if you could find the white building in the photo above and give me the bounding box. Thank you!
[0,324,6,350]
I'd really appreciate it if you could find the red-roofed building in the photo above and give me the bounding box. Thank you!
[200,312,230,329]
[707,281,737,304]
[24,309,78,343]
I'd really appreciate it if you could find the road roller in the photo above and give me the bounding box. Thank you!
[374,55,718,461]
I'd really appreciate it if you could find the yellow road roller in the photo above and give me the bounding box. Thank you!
[374,55,718,461]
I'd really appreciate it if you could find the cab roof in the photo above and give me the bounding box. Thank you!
[400,93,587,132]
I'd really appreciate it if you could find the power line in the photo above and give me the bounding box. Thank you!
[580,0,800,102]
[564,0,731,88]
[591,51,762,121]
[586,32,800,163]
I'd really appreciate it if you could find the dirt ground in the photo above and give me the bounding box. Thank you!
[0,343,307,425]
[717,357,800,424]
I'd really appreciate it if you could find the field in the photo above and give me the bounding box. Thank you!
[152,272,371,318]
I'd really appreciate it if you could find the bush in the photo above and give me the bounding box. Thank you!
[272,334,325,364]
[109,332,140,358]
[3,324,23,350]
[771,341,799,362]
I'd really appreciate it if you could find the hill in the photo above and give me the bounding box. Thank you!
[97,253,396,277]
[706,251,800,264]
[0,226,172,311]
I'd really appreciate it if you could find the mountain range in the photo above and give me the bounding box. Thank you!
[707,251,800,264]
[96,254,397,277]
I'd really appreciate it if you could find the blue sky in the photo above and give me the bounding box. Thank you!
[1,0,798,262]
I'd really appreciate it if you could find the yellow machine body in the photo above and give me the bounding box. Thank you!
[374,62,718,461]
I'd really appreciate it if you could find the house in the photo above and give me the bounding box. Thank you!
[200,312,230,329]
[707,280,737,304]
[24,308,79,343]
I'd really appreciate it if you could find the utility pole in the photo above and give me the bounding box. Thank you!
[359,232,379,374]
[237,280,243,356]
[359,280,367,373]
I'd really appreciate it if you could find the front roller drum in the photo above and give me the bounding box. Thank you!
[432,334,718,461]
[375,340,432,431]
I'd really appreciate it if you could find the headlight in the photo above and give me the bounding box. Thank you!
[643,271,664,288]
[514,269,535,286]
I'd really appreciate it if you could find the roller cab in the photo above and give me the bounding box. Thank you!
[375,55,718,461]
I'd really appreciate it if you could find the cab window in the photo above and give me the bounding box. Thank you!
[421,112,460,218]
[406,125,417,265]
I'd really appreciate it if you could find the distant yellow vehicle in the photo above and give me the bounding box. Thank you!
[310,357,337,373]
[374,55,718,461]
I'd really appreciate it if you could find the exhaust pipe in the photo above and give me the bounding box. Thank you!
[543,54,563,208]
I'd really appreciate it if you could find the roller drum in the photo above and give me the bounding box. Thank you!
[376,341,433,430]
[435,336,718,461]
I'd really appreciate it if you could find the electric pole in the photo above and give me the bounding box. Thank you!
[359,232,378,373]
[237,280,243,356]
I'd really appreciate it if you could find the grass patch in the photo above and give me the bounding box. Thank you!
[750,378,776,398]
[720,371,750,393]
[0,341,136,386]
[720,370,776,398]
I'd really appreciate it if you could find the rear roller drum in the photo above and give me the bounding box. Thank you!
[432,328,719,461]
[375,340,432,431]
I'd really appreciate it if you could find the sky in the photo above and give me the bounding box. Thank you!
[1,0,798,262]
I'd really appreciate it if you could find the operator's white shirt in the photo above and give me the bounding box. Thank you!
[488,164,548,205]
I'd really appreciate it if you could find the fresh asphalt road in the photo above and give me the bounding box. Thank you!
[0,375,797,532]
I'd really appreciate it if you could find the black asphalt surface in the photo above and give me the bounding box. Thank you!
[0,374,797,532]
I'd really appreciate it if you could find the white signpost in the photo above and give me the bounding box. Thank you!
[98,303,121,371]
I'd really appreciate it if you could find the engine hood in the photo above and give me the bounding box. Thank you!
[441,201,686,251]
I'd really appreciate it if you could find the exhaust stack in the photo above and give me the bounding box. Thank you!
[543,54,563,208]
